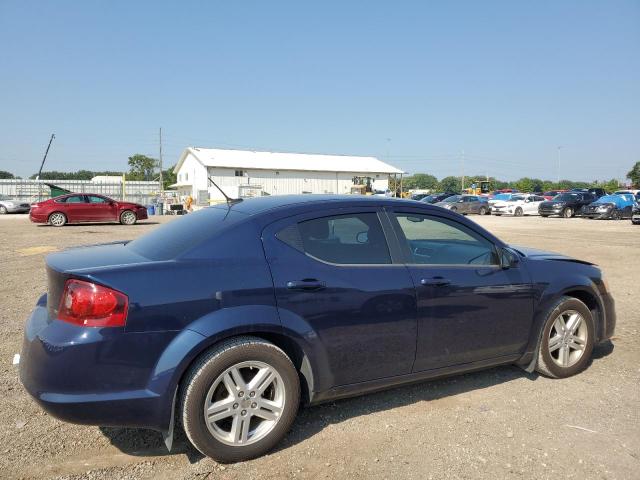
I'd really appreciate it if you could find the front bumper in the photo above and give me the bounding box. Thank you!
[3,205,30,213]
[538,207,564,216]
[600,292,616,342]
[136,208,148,220]
[19,298,176,430]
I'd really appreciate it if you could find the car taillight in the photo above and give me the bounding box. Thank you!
[58,279,128,327]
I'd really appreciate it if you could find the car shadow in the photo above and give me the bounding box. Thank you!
[99,342,614,463]
[36,221,161,227]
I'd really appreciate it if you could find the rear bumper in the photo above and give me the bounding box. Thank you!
[29,211,48,223]
[19,299,177,431]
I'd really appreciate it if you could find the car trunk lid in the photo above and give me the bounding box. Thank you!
[45,242,152,320]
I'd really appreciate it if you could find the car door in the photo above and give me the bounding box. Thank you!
[86,195,118,221]
[60,195,88,222]
[386,207,534,372]
[261,207,417,387]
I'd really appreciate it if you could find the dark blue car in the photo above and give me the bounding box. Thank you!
[20,195,616,462]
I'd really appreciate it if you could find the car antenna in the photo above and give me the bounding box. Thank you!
[207,176,243,205]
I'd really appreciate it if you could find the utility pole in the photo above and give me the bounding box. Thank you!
[461,150,465,191]
[556,146,562,185]
[36,133,55,180]
[159,127,163,193]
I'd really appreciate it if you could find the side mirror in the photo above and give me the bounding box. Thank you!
[458,199,464,203]
[500,247,519,269]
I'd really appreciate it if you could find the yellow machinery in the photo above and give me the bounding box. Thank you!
[463,181,492,196]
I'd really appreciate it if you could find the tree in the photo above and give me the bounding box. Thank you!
[514,177,535,193]
[627,161,640,187]
[439,176,461,192]
[128,154,158,181]
[0,170,15,179]
[601,178,621,193]
[404,173,438,191]
[162,165,177,190]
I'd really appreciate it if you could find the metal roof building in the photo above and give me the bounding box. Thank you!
[172,147,402,203]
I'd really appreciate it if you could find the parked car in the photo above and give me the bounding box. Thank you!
[419,191,458,204]
[435,194,490,215]
[632,204,640,225]
[19,195,616,463]
[570,188,606,198]
[410,192,430,201]
[491,194,546,216]
[580,194,636,220]
[29,193,148,226]
[538,192,596,218]
[488,193,518,208]
[0,194,31,214]
[541,190,568,201]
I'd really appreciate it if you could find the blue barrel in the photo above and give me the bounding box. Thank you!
[147,205,155,215]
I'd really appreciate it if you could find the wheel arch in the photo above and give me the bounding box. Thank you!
[146,307,325,434]
[518,283,605,371]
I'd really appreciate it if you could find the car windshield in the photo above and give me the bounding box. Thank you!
[509,196,525,202]
[442,195,461,203]
[554,193,578,201]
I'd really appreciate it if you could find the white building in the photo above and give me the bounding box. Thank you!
[171,147,403,204]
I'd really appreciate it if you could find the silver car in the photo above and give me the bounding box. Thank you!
[435,194,490,215]
[0,194,31,214]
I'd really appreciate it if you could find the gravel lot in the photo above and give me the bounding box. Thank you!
[1,213,638,480]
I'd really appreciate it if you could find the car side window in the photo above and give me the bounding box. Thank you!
[393,213,498,266]
[88,196,108,203]
[63,195,86,203]
[278,213,391,265]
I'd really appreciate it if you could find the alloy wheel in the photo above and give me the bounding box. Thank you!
[0,206,7,214]
[563,207,573,218]
[548,310,587,368]
[49,212,66,226]
[515,207,523,217]
[121,211,136,225]
[204,361,285,447]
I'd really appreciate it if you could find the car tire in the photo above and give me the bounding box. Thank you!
[479,206,488,215]
[540,214,549,218]
[562,207,574,218]
[450,207,457,213]
[180,336,300,463]
[120,210,137,225]
[0,205,7,214]
[514,207,523,217]
[48,212,67,227]
[535,296,595,379]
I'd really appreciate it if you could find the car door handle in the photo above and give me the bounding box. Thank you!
[286,279,326,291]
[420,277,451,287]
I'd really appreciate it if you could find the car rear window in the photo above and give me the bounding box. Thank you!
[127,206,248,260]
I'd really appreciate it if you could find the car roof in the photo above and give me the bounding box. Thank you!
[212,194,435,216]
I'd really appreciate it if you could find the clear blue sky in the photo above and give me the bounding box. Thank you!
[1,0,638,181]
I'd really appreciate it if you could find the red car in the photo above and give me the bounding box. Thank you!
[29,193,148,227]
[541,189,568,201]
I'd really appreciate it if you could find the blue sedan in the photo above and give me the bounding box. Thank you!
[20,195,616,462]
